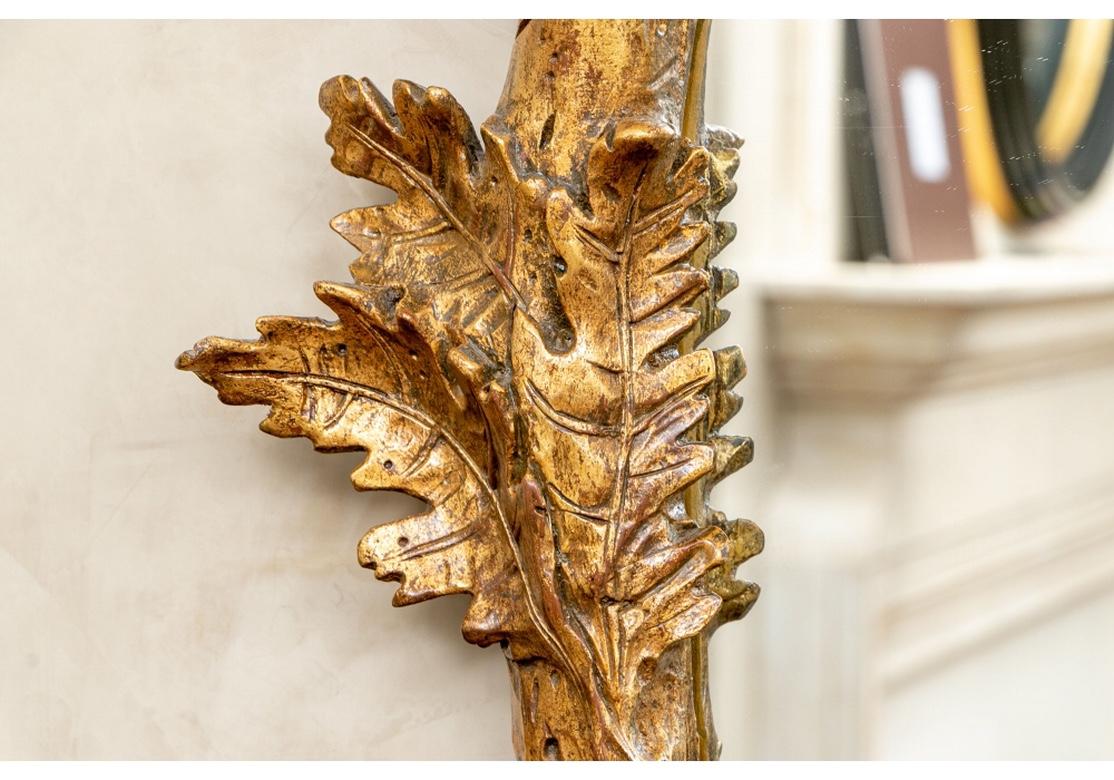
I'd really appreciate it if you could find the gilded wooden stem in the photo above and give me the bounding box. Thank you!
[177,19,760,760]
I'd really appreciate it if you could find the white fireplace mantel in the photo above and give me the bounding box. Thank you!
[740,256,1114,758]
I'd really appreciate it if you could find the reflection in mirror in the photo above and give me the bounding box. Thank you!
[843,18,1114,263]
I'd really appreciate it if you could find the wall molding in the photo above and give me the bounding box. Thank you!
[873,473,1114,687]
[752,264,1114,756]
[762,259,1114,401]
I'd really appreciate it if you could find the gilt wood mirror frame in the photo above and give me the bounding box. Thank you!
[177,19,760,760]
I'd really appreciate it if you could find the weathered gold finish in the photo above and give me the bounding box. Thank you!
[178,19,759,760]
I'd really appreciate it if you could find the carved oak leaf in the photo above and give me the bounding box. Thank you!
[510,122,750,733]
[318,76,527,365]
[175,282,556,658]
[678,125,763,628]
[179,21,763,758]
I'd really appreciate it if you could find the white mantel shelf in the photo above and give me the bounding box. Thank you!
[753,254,1114,306]
[753,254,1114,403]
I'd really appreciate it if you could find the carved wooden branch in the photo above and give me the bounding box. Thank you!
[177,19,760,760]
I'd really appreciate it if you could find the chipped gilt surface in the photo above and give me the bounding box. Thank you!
[178,19,760,760]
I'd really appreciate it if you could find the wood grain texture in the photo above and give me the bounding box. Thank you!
[178,19,759,760]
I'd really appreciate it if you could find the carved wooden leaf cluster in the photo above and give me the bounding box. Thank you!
[179,63,759,760]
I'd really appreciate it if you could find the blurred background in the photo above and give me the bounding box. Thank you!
[2,19,1113,760]
[708,18,1114,759]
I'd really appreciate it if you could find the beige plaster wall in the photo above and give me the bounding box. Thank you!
[1,19,520,759]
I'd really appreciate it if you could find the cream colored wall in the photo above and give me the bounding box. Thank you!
[0,19,527,759]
